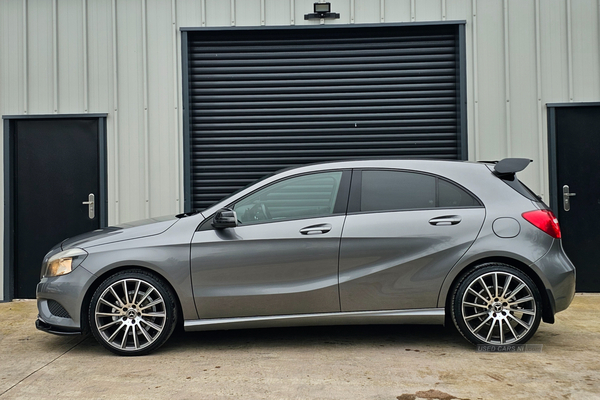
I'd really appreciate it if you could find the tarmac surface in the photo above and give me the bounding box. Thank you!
[0,295,599,400]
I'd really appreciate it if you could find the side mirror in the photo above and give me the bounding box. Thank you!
[212,208,237,229]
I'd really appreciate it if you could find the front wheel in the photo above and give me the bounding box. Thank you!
[451,263,542,345]
[89,270,177,356]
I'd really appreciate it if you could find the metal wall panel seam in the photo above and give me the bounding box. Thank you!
[82,0,88,113]
[201,0,206,27]
[290,0,295,25]
[380,0,384,23]
[442,0,446,21]
[535,0,545,200]
[172,0,182,212]
[53,0,58,113]
[111,0,120,222]
[231,0,235,26]
[411,0,416,22]
[503,0,511,157]
[350,0,355,24]
[141,0,150,218]
[261,0,265,25]
[566,0,573,101]
[472,0,480,160]
[22,0,28,114]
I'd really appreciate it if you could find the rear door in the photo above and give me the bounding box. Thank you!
[339,169,485,311]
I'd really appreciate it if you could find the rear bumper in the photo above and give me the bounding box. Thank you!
[35,317,82,336]
[533,239,576,317]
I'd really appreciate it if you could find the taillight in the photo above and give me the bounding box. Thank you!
[522,209,561,239]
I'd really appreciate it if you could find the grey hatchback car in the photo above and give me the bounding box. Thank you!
[36,158,575,355]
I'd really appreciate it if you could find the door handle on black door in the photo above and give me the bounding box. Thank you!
[563,185,576,211]
[82,193,95,219]
[429,215,461,226]
[299,223,332,235]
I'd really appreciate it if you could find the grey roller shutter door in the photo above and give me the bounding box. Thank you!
[184,23,465,210]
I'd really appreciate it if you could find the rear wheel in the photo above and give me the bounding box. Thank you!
[89,270,177,356]
[451,263,542,345]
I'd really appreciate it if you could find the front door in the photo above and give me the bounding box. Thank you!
[190,170,350,318]
[7,117,106,299]
[549,104,600,292]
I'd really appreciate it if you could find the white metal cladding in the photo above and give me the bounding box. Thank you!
[1,0,600,300]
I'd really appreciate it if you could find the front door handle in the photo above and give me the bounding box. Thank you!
[82,193,95,219]
[429,215,462,226]
[563,185,576,212]
[299,223,332,235]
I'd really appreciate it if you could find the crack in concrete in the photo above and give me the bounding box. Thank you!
[0,336,87,398]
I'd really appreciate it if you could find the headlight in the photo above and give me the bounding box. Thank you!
[43,248,88,277]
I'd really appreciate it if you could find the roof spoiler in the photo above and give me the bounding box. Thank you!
[491,158,532,178]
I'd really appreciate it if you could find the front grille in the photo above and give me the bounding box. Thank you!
[48,300,71,319]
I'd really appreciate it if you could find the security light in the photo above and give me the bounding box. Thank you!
[304,2,340,20]
[314,3,330,14]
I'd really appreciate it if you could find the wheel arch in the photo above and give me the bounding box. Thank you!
[80,265,184,334]
[442,256,555,325]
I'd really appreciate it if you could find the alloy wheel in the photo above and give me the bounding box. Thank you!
[460,270,538,344]
[94,278,168,351]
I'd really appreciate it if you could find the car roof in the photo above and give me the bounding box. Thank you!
[201,158,507,217]
[280,158,489,175]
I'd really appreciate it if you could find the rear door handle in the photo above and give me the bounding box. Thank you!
[299,223,332,235]
[429,215,461,226]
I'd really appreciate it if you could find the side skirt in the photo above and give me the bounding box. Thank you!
[184,308,445,332]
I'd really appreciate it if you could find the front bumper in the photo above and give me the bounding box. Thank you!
[36,264,95,333]
[35,317,82,335]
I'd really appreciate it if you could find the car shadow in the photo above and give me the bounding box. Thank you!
[159,324,473,354]
[61,324,474,356]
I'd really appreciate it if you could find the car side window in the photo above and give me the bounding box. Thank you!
[359,170,481,212]
[361,170,436,212]
[438,179,480,207]
[233,171,343,225]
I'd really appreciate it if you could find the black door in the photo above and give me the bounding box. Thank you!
[9,117,105,298]
[549,104,600,292]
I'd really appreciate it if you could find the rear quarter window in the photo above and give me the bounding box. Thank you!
[438,179,481,207]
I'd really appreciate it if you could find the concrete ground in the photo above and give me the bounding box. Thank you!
[0,295,598,400]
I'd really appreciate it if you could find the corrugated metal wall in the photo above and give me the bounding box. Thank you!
[1,0,600,300]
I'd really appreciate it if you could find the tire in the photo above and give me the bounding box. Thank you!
[89,270,178,356]
[451,263,542,345]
